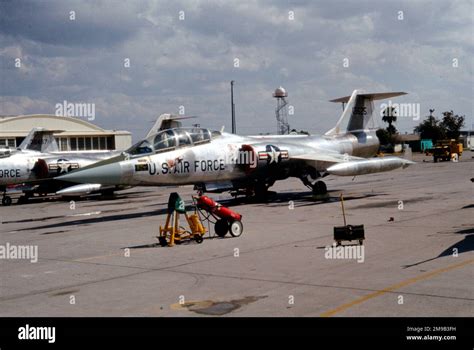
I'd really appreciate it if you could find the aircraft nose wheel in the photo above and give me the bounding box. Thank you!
[311,181,327,195]
[2,195,12,206]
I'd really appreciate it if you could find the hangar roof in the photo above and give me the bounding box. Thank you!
[0,114,130,136]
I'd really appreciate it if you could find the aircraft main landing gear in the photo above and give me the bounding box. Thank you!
[300,172,328,195]
[2,193,12,206]
[311,181,327,195]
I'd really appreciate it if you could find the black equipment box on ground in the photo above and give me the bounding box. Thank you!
[333,224,365,245]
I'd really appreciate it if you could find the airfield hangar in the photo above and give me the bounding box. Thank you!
[0,114,132,151]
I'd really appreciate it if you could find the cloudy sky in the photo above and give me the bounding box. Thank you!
[0,0,472,140]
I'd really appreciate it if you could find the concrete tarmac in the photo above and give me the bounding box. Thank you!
[0,152,472,316]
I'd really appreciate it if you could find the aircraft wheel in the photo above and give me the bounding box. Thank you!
[2,196,12,206]
[215,219,228,237]
[312,181,327,195]
[229,220,243,237]
[195,235,204,244]
[254,181,270,200]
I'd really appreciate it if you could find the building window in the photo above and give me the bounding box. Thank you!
[77,137,85,151]
[106,136,114,150]
[55,137,69,151]
[0,138,15,148]
[85,137,92,150]
[61,138,69,151]
[46,136,115,151]
[99,137,106,150]
[70,138,77,150]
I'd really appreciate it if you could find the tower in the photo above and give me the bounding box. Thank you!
[273,86,290,135]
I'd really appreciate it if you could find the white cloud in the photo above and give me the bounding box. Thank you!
[0,0,472,139]
[0,96,53,115]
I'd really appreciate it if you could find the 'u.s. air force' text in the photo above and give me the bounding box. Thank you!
[0,169,21,178]
[139,159,226,175]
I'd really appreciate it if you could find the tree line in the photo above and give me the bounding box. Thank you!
[377,107,466,146]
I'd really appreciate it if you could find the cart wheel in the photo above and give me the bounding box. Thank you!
[195,235,204,244]
[158,236,168,247]
[215,219,228,237]
[359,240,363,245]
[229,220,243,237]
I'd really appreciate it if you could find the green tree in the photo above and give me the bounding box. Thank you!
[376,128,391,146]
[440,111,465,140]
[414,111,446,143]
[382,106,398,135]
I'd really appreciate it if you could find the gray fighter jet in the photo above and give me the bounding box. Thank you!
[0,128,124,205]
[57,90,415,198]
[0,114,180,205]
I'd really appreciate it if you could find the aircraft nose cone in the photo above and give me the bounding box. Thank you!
[57,162,124,185]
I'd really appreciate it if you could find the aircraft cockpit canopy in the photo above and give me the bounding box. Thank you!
[126,127,218,156]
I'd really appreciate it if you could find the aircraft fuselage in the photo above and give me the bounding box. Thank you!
[62,130,379,187]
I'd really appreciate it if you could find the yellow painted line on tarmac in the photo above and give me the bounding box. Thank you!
[320,257,474,317]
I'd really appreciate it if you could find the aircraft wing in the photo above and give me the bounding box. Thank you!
[292,152,365,171]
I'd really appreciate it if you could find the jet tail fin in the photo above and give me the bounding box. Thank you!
[325,90,407,136]
[18,128,62,153]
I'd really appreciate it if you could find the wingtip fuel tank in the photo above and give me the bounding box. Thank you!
[326,157,415,176]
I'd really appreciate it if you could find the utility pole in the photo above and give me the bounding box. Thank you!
[231,80,236,134]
